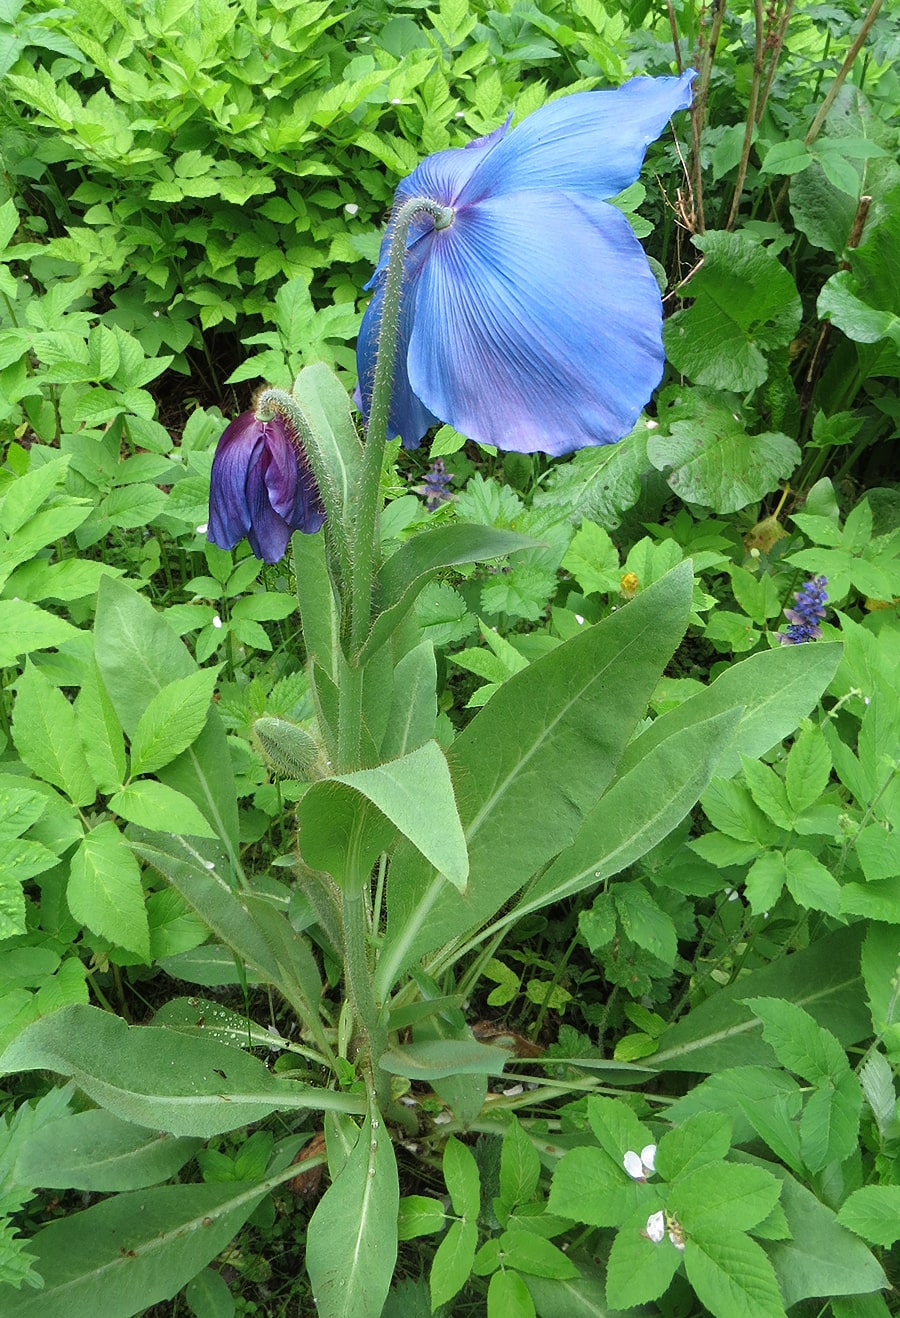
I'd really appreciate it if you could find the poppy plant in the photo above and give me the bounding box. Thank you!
[356,71,695,456]
[207,411,325,564]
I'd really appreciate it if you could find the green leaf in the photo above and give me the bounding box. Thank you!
[94,578,238,852]
[653,925,867,1073]
[838,1186,900,1247]
[306,1103,398,1318]
[498,1231,579,1280]
[782,848,842,916]
[619,642,843,782]
[0,1182,269,1318]
[15,1108,201,1191]
[333,740,467,890]
[12,663,97,807]
[487,1269,536,1317]
[746,1156,888,1304]
[378,564,693,993]
[663,231,802,392]
[743,996,850,1082]
[380,641,437,758]
[648,400,799,513]
[785,726,832,813]
[671,1162,782,1233]
[759,140,813,176]
[398,1195,445,1241]
[109,780,217,838]
[655,1111,732,1180]
[365,524,539,661]
[799,1071,863,1172]
[129,669,219,777]
[0,599,81,667]
[0,1005,361,1138]
[561,520,621,595]
[430,1217,478,1310]
[614,882,678,964]
[548,1146,644,1228]
[500,1117,541,1210]
[68,822,149,960]
[518,709,740,921]
[379,1038,509,1080]
[605,1216,683,1307]
[684,1228,785,1318]
[444,1135,481,1218]
[75,661,126,794]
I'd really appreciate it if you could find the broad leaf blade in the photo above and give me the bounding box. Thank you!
[377,563,693,993]
[0,1005,362,1137]
[306,1102,399,1318]
[0,1182,268,1318]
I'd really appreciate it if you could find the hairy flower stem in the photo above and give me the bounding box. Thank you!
[342,882,390,1112]
[351,196,454,659]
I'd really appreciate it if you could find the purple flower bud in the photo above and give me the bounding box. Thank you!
[207,412,325,564]
[778,575,828,645]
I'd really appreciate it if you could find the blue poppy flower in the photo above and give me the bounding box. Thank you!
[208,412,325,564]
[356,72,695,456]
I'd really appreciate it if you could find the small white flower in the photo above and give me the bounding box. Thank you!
[624,1144,657,1180]
[212,615,223,629]
[668,1227,686,1252]
[645,418,659,429]
[196,522,208,534]
[623,1149,644,1180]
[344,202,359,216]
[574,613,585,625]
[391,97,401,105]
[645,1211,665,1243]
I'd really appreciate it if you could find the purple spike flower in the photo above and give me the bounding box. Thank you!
[207,412,325,564]
[413,458,454,510]
[778,575,828,644]
[356,72,696,456]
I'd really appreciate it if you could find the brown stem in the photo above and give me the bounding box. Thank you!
[805,0,885,146]
[667,0,684,73]
[689,0,728,234]
[725,0,766,230]
[756,0,795,125]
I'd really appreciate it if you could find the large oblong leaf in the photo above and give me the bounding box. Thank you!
[0,1181,268,1318]
[376,563,693,994]
[306,1101,399,1318]
[0,1005,364,1137]
[514,708,741,923]
[15,1109,202,1191]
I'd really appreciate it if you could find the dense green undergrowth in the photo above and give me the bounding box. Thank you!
[0,0,898,1315]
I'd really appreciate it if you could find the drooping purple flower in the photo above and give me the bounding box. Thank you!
[778,575,828,644]
[208,412,325,564]
[356,72,696,456]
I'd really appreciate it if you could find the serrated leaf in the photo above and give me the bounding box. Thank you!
[655,1111,732,1180]
[109,781,217,838]
[605,1216,683,1307]
[500,1118,541,1210]
[744,996,849,1082]
[129,668,219,776]
[783,849,842,916]
[11,664,97,807]
[685,1228,785,1318]
[671,1162,782,1233]
[67,822,149,959]
[785,726,833,813]
[799,1071,863,1172]
[837,1186,900,1247]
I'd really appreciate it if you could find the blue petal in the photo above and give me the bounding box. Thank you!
[365,119,511,289]
[467,73,696,202]
[356,251,441,448]
[406,192,665,454]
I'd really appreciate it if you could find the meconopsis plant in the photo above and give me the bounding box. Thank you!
[0,72,845,1318]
